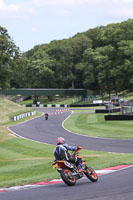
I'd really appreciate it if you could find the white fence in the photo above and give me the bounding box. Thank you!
[12,111,36,121]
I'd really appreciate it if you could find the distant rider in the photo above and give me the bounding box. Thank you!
[45,113,49,120]
[54,137,83,172]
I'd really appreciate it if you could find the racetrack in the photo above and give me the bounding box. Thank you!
[2,107,132,200]
[9,108,133,153]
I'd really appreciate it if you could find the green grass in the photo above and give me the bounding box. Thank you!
[0,97,41,142]
[0,138,57,187]
[0,97,132,188]
[71,107,104,113]
[64,112,133,139]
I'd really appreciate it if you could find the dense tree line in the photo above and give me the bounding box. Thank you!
[0,26,20,89]
[0,19,133,95]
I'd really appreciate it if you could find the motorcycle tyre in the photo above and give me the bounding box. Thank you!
[60,168,76,186]
[84,167,98,182]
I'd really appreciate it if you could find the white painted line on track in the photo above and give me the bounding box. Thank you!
[62,111,133,141]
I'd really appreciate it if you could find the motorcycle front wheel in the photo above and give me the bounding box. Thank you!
[60,168,76,186]
[84,166,98,182]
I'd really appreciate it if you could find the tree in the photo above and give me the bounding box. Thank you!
[111,40,133,92]
[82,48,99,91]
[15,19,133,94]
[46,40,75,88]
[0,26,20,89]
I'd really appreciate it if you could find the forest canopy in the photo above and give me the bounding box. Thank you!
[0,19,133,95]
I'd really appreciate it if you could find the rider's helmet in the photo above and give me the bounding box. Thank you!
[57,137,65,145]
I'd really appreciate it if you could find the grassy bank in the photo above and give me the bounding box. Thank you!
[0,97,132,188]
[0,97,41,142]
[64,112,133,139]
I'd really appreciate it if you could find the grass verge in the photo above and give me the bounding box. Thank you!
[64,111,133,139]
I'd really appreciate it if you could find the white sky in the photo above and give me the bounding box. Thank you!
[0,0,133,52]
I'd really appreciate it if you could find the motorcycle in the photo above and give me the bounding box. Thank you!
[45,113,49,120]
[52,146,98,186]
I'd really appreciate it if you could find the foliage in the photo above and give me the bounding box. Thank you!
[1,19,133,95]
[0,26,20,89]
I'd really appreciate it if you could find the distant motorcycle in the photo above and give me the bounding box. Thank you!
[45,113,49,120]
[52,146,98,186]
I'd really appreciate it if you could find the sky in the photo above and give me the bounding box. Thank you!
[0,0,133,52]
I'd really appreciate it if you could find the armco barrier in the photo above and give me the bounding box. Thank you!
[25,103,105,107]
[95,109,109,113]
[104,114,133,120]
[12,111,36,121]
[69,103,105,107]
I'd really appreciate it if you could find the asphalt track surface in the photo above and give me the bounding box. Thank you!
[9,108,133,153]
[1,108,133,200]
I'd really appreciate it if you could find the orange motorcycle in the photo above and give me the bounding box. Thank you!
[52,146,98,186]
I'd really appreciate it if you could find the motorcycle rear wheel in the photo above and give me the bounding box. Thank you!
[84,167,98,182]
[60,168,76,186]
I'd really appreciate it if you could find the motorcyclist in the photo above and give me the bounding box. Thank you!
[54,137,83,172]
[45,112,49,120]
